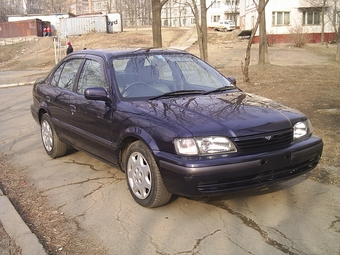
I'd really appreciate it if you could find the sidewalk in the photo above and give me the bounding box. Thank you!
[0,71,48,88]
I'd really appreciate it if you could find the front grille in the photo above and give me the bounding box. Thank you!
[234,129,293,152]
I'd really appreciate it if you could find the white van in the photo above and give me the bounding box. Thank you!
[209,20,236,32]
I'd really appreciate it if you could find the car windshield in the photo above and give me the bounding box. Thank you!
[112,52,235,100]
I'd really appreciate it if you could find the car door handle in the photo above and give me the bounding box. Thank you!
[70,105,77,115]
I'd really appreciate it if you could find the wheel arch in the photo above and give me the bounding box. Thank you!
[38,108,48,124]
[37,102,51,124]
[118,126,162,172]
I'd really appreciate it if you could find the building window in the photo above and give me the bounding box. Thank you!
[302,11,321,25]
[272,11,290,26]
[212,15,220,22]
[95,2,102,10]
[225,0,239,4]
[212,1,221,8]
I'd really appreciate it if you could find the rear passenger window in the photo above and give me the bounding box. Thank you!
[50,64,63,87]
[55,59,82,90]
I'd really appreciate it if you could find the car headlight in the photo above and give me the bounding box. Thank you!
[293,120,313,139]
[174,137,237,156]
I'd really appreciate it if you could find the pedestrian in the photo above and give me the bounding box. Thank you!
[47,26,51,36]
[43,27,47,37]
[66,42,73,55]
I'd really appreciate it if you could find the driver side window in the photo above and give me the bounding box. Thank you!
[77,59,107,95]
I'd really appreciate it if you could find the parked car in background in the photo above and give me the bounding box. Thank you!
[209,19,236,31]
[30,48,323,208]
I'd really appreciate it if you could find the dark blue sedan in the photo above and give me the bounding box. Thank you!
[31,48,323,207]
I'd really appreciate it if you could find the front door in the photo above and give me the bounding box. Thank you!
[69,57,114,162]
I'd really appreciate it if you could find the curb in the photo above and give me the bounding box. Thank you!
[0,82,35,88]
[0,189,47,255]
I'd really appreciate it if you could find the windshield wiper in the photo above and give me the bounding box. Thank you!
[149,90,205,100]
[202,86,236,95]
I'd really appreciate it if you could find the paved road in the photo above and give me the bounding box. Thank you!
[0,84,339,255]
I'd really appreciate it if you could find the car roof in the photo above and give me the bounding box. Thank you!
[68,48,189,61]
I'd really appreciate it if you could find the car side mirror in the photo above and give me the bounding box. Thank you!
[84,87,111,102]
[227,77,236,86]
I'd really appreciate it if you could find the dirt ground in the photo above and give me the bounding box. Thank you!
[0,27,339,254]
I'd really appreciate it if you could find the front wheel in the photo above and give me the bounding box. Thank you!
[125,141,172,208]
[40,114,68,158]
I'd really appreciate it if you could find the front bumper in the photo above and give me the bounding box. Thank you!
[157,135,323,197]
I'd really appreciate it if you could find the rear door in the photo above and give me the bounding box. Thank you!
[47,58,83,141]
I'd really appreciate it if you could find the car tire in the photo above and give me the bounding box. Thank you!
[125,141,172,208]
[40,114,68,158]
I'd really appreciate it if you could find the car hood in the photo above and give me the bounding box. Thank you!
[128,92,305,137]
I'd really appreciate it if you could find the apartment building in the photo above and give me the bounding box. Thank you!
[240,0,339,43]
[207,0,239,25]
[160,0,239,28]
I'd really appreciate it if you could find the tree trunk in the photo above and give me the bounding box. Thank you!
[242,25,259,82]
[242,0,270,82]
[152,0,162,47]
[191,0,204,59]
[258,0,269,65]
[151,0,169,48]
[336,23,340,62]
[190,0,208,61]
[201,0,208,61]
[135,9,138,31]
[321,0,326,44]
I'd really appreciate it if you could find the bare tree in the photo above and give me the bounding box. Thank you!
[241,0,270,82]
[186,0,215,61]
[104,0,116,12]
[305,0,327,44]
[200,0,208,61]
[325,0,340,62]
[225,0,239,23]
[321,0,326,44]
[187,0,207,60]
[152,0,169,47]
[305,0,339,60]
[331,1,339,40]
[0,0,22,22]
[337,22,340,62]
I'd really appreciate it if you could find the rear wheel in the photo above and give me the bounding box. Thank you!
[41,114,68,158]
[125,141,172,208]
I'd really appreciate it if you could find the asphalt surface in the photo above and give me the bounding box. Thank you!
[0,30,198,255]
[0,71,49,255]
[2,84,339,254]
